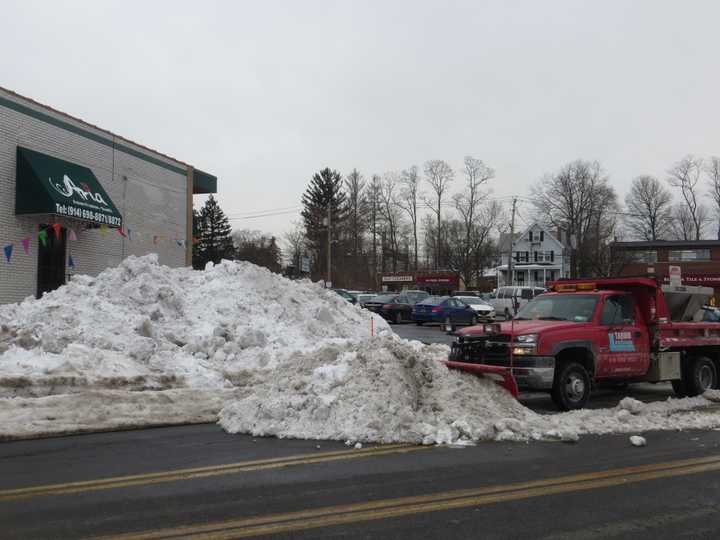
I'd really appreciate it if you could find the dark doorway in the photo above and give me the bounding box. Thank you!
[37,224,66,298]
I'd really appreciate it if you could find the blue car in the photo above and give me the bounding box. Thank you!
[412,296,479,327]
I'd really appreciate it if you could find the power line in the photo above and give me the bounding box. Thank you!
[227,208,302,220]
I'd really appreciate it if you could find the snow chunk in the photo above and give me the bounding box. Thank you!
[630,435,647,447]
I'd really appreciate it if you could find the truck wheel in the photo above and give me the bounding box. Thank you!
[684,356,717,397]
[551,362,591,411]
[671,379,687,398]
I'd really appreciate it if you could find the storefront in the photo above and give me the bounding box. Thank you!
[0,87,217,304]
[380,272,460,295]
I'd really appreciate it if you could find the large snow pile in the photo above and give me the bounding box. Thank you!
[0,254,388,438]
[218,335,720,445]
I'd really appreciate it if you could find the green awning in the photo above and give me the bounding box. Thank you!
[15,146,123,228]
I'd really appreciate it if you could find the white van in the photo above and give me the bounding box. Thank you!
[488,286,546,319]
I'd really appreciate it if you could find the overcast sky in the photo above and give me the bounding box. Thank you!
[2,1,719,238]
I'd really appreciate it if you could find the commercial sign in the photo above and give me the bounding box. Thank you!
[382,275,414,283]
[663,274,720,287]
[416,274,459,286]
[669,265,682,287]
[15,146,123,228]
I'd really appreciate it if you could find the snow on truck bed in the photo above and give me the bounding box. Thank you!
[1,254,720,443]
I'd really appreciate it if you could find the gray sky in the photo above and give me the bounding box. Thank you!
[2,0,719,237]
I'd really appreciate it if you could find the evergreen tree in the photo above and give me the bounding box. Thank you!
[301,168,347,281]
[193,195,234,269]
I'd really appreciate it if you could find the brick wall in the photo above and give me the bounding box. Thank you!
[0,90,189,304]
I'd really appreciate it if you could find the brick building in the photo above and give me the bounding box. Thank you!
[612,240,720,299]
[0,87,217,304]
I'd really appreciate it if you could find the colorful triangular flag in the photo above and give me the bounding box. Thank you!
[100,224,109,235]
[68,255,75,269]
[51,223,62,239]
[21,237,30,254]
[118,226,127,238]
[68,229,77,241]
[38,229,48,247]
[3,244,12,263]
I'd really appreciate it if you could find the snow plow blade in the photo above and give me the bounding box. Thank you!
[444,361,519,398]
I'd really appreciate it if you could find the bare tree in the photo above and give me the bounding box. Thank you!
[624,175,673,240]
[706,156,720,239]
[670,203,694,241]
[368,175,382,287]
[397,165,422,271]
[282,221,307,275]
[447,157,496,286]
[531,160,618,278]
[667,156,708,240]
[379,173,405,273]
[423,159,454,269]
[344,168,368,257]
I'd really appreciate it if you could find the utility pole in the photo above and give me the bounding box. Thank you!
[326,204,332,288]
[508,197,517,290]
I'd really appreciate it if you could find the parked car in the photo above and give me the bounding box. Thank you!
[412,296,480,327]
[403,290,430,304]
[332,288,357,304]
[355,293,377,307]
[488,286,546,320]
[453,295,495,322]
[363,294,414,324]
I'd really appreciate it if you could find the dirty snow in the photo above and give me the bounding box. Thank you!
[3,254,720,444]
[0,254,387,438]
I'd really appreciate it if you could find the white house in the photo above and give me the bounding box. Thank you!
[496,224,569,287]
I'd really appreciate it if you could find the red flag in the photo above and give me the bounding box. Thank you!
[51,223,62,239]
[117,227,127,238]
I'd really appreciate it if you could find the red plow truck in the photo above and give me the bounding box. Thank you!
[447,277,720,410]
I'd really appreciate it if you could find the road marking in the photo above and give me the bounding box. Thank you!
[0,443,429,502]
[92,454,720,539]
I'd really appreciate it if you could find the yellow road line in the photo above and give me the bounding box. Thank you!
[94,454,720,540]
[0,443,429,502]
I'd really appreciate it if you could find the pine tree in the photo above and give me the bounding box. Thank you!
[301,168,347,281]
[193,195,234,269]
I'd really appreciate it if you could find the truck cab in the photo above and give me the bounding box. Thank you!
[449,278,720,410]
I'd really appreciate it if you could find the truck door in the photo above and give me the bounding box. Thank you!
[598,294,650,377]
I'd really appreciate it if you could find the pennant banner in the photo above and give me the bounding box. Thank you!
[68,255,75,269]
[51,223,62,239]
[21,237,30,254]
[68,229,78,241]
[3,244,12,263]
[38,229,48,247]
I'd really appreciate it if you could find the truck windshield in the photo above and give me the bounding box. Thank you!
[515,294,598,323]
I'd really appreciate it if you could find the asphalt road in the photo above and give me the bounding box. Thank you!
[391,322,677,413]
[3,425,720,539]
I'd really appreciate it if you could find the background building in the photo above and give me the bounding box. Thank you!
[0,87,217,304]
[496,224,569,287]
[612,240,720,299]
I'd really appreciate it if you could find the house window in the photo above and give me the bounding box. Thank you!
[540,231,545,242]
[545,250,554,262]
[514,251,529,263]
[529,231,533,242]
[668,250,710,262]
